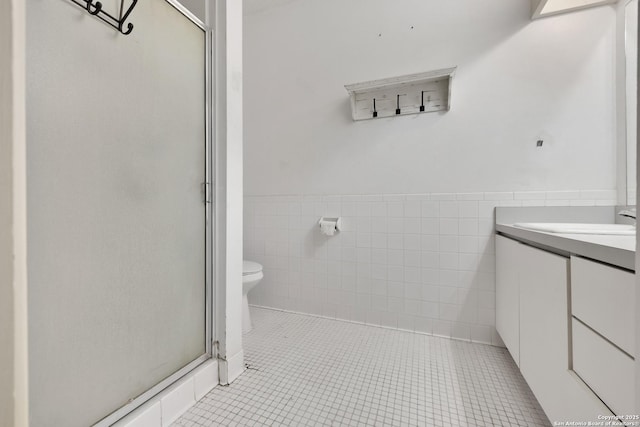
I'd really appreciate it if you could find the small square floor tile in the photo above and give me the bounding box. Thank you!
[173,308,549,427]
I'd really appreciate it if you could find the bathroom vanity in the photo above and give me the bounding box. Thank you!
[495,207,636,425]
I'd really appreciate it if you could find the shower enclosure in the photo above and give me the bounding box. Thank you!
[26,0,213,425]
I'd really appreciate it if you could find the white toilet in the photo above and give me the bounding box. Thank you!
[242,260,263,334]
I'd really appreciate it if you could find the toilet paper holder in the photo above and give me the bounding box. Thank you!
[318,217,342,235]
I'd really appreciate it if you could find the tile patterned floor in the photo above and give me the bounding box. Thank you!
[174,307,549,426]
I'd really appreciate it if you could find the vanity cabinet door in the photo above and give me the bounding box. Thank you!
[495,234,616,423]
[518,245,611,423]
[496,235,522,366]
[519,243,570,422]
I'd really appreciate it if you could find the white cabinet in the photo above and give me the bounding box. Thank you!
[495,235,521,366]
[517,244,604,423]
[518,243,569,417]
[571,256,636,415]
[495,236,615,424]
[573,319,635,416]
[571,256,635,356]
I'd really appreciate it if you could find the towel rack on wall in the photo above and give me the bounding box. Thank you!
[67,0,139,35]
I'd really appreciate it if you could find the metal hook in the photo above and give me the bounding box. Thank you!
[118,0,138,34]
[121,22,134,35]
[86,0,102,15]
[66,0,138,35]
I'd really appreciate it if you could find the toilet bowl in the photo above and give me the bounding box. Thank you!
[242,260,263,334]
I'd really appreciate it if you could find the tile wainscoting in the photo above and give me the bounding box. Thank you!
[244,190,617,346]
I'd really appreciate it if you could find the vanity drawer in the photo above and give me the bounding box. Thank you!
[570,256,635,356]
[573,319,635,416]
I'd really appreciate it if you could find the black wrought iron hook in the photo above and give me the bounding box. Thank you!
[121,22,134,35]
[66,0,138,35]
[86,0,102,15]
[118,0,137,35]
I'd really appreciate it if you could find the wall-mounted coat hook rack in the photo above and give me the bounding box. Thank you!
[345,67,456,121]
[67,0,139,35]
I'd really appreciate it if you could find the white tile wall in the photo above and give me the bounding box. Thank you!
[244,190,617,345]
[161,378,196,427]
[113,360,219,427]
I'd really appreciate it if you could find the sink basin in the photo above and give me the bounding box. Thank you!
[513,223,636,236]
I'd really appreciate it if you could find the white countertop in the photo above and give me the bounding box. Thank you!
[496,223,636,271]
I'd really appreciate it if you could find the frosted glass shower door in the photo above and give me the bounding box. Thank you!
[26,1,209,426]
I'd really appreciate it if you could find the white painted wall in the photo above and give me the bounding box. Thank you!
[179,0,206,21]
[244,0,616,196]
[634,0,640,414]
[213,0,245,384]
[626,0,638,204]
[243,0,619,343]
[0,1,15,424]
[617,0,629,204]
[1,0,27,425]
[616,0,638,206]
[12,0,27,422]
